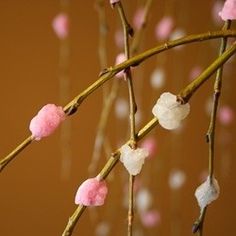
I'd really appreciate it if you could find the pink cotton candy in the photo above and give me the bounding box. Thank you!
[133,7,145,30]
[219,0,236,21]
[140,210,161,228]
[140,137,157,159]
[155,16,174,41]
[29,104,66,140]
[52,13,69,39]
[218,105,234,125]
[115,53,127,78]
[75,178,108,206]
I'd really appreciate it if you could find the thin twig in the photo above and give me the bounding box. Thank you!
[1,30,236,173]
[117,2,137,235]
[192,20,231,236]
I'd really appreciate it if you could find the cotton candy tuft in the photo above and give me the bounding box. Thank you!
[29,104,66,140]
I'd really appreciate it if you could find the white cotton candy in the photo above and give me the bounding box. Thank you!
[195,176,220,211]
[120,144,149,176]
[168,169,186,190]
[152,92,190,130]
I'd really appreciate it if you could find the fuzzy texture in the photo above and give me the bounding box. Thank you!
[120,144,149,175]
[52,13,69,39]
[219,0,236,20]
[75,178,108,206]
[29,104,66,140]
[152,92,190,130]
[155,16,174,40]
[195,176,220,211]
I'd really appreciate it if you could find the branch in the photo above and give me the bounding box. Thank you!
[1,30,236,173]
[62,41,236,234]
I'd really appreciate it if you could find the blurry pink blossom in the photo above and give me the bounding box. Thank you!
[219,0,236,21]
[140,210,161,228]
[189,66,202,81]
[29,104,66,140]
[212,1,224,24]
[75,178,108,206]
[115,53,127,78]
[168,169,186,190]
[52,13,69,39]
[133,7,145,30]
[140,137,157,158]
[114,29,124,49]
[218,105,234,125]
[110,0,120,7]
[155,16,174,41]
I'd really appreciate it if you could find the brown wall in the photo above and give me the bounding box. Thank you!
[0,1,235,235]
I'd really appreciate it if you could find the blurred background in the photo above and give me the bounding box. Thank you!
[0,0,235,235]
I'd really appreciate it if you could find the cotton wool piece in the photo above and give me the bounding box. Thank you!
[29,104,66,140]
[195,176,220,212]
[120,144,149,176]
[152,92,190,130]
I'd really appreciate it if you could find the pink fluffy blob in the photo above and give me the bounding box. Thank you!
[155,16,174,41]
[75,178,108,206]
[52,13,69,39]
[133,7,145,30]
[140,210,161,228]
[219,0,236,21]
[218,105,234,125]
[29,104,66,140]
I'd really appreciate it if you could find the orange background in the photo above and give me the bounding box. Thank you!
[0,1,235,236]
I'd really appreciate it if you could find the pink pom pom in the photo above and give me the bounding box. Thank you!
[75,178,108,206]
[52,13,69,39]
[115,53,127,78]
[218,105,234,125]
[140,137,157,159]
[219,0,236,21]
[133,8,145,30]
[155,16,174,41]
[29,104,66,140]
[140,210,161,228]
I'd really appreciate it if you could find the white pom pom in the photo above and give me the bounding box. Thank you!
[195,176,220,211]
[120,144,149,176]
[152,92,190,130]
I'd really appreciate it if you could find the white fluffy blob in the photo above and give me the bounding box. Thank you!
[150,68,166,89]
[120,144,149,176]
[168,169,186,190]
[136,188,153,212]
[152,92,190,130]
[195,176,220,211]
